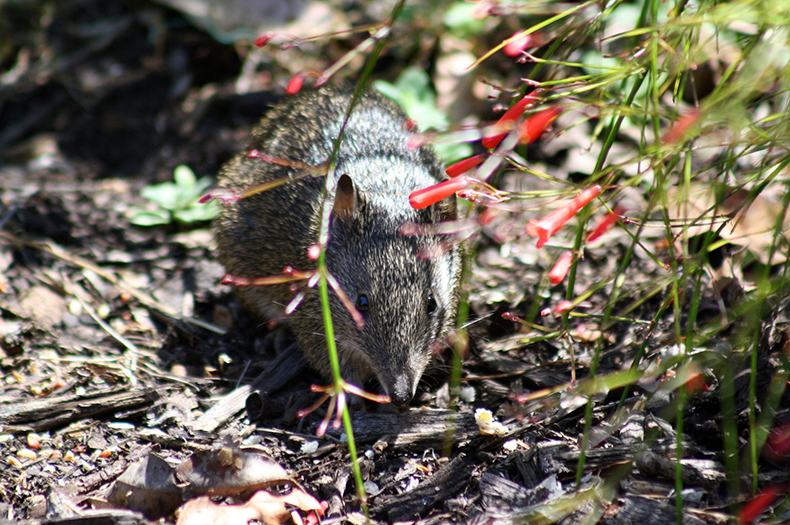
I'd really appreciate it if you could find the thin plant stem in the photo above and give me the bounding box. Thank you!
[574,0,653,489]
[316,259,367,510]
[309,0,408,513]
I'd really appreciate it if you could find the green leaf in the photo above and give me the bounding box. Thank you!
[173,201,220,223]
[443,2,486,37]
[373,67,448,131]
[394,67,433,100]
[434,141,473,165]
[173,164,197,189]
[371,80,405,106]
[130,209,171,226]
[137,165,216,222]
[140,182,182,210]
[375,68,469,163]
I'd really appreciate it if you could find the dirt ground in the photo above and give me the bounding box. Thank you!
[2,1,790,524]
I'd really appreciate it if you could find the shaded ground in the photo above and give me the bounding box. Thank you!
[2,1,790,524]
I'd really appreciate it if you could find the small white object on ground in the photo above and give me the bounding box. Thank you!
[474,408,508,437]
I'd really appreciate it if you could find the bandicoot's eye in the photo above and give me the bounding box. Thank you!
[356,294,369,312]
[426,292,438,315]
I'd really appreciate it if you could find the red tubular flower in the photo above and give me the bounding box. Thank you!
[549,251,573,285]
[446,153,488,178]
[482,95,539,149]
[409,177,473,209]
[586,208,623,242]
[553,300,574,314]
[501,311,520,322]
[472,0,491,18]
[684,366,709,394]
[526,185,602,248]
[286,73,306,95]
[662,109,701,145]
[255,33,273,47]
[478,206,500,226]
[518,106,563,144]
[764,421,790,461]
[739,486,780,525]
[304,501,329,525]
[199,188,238,204]
[502,31,543,57]
[503,32,530,57]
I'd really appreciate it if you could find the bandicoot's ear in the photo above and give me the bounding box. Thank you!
[332,174,363,220]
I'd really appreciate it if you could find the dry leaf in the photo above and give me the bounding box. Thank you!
[176,447,290,496]
[109,446,294,519]
[667,183,790,264]
[175,489,325,525]
[107,453,184,519]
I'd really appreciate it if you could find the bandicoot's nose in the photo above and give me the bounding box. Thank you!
[388,375,413,407]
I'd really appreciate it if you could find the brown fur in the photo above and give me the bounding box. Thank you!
[213,87,462,406]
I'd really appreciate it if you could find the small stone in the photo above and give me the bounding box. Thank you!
[363,481,381,496]
[18,448,37,460]
[27,433,40,450]
[300,441,319,454]
[97,303,111,319]
[67,298,83,316]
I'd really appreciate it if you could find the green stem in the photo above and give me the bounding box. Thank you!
[317,263,367,510]
[312,0,408,514]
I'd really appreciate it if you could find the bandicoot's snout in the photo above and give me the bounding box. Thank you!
[386,372,415,407]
